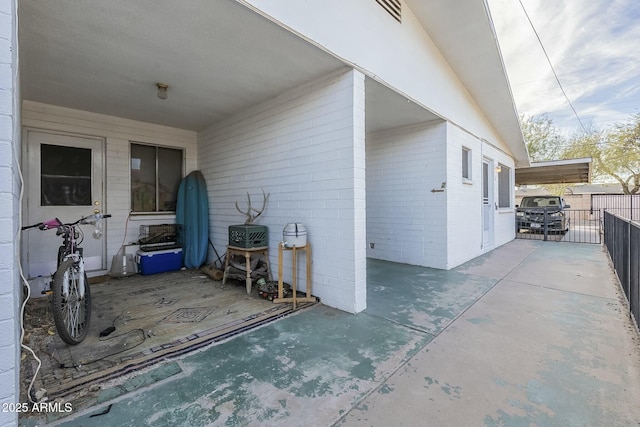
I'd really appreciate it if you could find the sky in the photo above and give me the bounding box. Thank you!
[487,0,640,136]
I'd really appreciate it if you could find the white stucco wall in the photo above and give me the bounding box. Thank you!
[242,0,508,155]
[366,121,449,269]
[21,102,198,274]
[0,0,19,424]
[198,69,367,313]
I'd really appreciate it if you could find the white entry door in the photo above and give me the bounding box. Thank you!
[482,160,494,247]
[26,130,105,278]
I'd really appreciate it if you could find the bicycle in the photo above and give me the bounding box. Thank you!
[22,213,111,345]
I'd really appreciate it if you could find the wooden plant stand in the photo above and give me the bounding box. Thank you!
[222,246,271,294]
[273,242,316,309]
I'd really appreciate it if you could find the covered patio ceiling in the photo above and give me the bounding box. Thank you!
[18,0,526,140]
[19,0,345,131]
[19,0,438,134]
[515,158,592,186]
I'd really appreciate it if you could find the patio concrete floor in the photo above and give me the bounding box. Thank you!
[25,239,640,426]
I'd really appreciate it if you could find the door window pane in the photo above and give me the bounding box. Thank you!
[41,144,92,206]
[131,143,183,212]
[482,162,489,199]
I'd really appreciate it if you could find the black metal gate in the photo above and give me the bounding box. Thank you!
[516,208,602,243]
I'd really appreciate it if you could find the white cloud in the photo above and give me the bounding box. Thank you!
[488,0,640,132]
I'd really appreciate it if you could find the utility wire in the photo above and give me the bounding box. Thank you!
[518,0,588,133]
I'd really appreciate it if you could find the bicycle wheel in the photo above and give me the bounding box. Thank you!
[52,258,92,345]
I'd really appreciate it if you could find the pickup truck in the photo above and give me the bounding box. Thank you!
[516,196,570,233]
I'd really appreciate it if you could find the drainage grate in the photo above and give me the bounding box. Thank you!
[163,307,213,323]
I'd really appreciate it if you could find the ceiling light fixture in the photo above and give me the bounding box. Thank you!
[156,82,168,100]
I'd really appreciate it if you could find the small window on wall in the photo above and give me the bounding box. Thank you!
[462,147,471,180]
[497,164,511,208]
[131,143,183,212]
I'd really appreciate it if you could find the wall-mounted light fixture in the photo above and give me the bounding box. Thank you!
[495,165,502,173]
[156,82,168,100]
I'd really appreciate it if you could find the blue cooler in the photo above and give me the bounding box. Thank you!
[136,248,182,275]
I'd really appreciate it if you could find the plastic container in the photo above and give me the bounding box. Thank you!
[283,223,307,247]
[28,275,49,298]
[109,246,138,277]
[228,225,268,248]
[136,248,183,275]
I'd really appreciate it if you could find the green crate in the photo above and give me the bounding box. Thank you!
[228,225,268,248]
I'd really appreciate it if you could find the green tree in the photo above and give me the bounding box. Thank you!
[543,183,571,196]
[522,114,640,194]
[520,115,572,195]
[520,114,567,162]
[565,115,640,194]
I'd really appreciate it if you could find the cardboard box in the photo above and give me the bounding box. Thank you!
[136,248,182,275]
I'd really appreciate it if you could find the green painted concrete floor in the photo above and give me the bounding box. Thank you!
[22,240,640,426]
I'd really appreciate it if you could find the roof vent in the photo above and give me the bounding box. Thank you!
[375,0,401,22]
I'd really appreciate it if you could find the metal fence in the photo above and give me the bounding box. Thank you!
[592,194,640,221]
[604,211,640,329]
[516,208,602,243]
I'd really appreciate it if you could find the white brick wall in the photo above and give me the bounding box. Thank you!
[21,102,198,272]
[445,124,484,268]
[198,69,367,313]
[367,121,516,271]
[0,0,19,424]
[445,123,516,268]
[366,121,448,269]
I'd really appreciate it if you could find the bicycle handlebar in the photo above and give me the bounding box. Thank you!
[21,222,43,231]
[21,213,111,231]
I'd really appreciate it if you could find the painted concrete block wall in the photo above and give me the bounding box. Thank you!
[444,124,485,268]
[445,124,515,268]
[198,69,367,313]
[366,121,517,271]
[366,121,448,269]
[0,0,19,424]
[21,102,197,274]
[243,0,507,152]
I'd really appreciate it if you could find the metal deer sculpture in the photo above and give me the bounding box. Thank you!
[235,189,270,225]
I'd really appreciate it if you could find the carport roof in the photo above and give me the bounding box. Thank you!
[515,158,592,186]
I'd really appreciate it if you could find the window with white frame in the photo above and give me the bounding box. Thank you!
[130,143,183,212]
[497,164,511,208]
[462,147,471,180]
